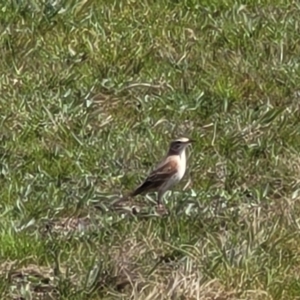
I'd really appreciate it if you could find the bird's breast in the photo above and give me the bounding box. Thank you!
[177,151,187,180]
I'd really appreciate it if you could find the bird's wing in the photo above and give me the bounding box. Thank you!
[131,158,178,196]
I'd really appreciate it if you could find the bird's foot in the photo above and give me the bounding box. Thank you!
[155,203,169,215]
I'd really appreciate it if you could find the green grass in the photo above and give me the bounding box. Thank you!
[1,0,300,299]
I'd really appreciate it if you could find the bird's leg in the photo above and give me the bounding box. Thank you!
[157,190,165,209]
[156,190,169,215]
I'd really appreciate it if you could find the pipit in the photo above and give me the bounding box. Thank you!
[121,137,194,208]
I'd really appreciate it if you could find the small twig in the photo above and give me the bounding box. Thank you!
[118,81,174,93]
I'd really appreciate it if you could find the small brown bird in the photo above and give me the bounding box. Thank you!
[121,137,194,207]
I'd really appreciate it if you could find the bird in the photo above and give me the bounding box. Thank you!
[119,137,194,208]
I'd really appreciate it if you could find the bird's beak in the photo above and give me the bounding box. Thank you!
[187,139,195,144]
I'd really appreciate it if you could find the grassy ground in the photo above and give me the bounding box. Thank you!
[1,0,300,299]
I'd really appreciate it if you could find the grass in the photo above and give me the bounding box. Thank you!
[1,0,300,299]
